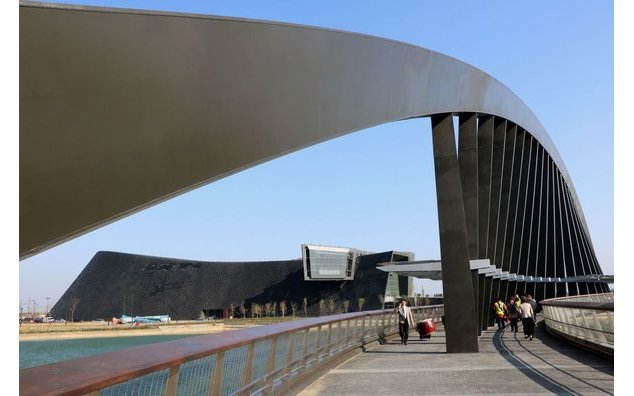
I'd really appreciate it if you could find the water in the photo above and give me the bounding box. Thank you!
[20,334,196,369]
[20,323,365,394]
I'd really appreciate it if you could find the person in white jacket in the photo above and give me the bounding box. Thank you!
[396,299,415,345]
[519,296,535,341]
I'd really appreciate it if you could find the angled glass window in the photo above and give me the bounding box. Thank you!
[302,244,363,280]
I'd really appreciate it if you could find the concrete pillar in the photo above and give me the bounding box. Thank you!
[431,113,479,353]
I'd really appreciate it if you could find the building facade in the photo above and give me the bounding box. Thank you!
[51,247,413,321]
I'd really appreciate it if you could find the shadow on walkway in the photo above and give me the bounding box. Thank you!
[491,320,613,395]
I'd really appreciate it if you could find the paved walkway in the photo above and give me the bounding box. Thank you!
[299,321,614,395]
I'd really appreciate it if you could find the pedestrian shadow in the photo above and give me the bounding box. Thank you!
[492,326,613,395]
[528,322,613,373]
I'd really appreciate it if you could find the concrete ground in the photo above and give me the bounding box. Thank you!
[298,321,614,395]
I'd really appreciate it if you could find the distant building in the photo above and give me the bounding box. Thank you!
[51,246,414,321]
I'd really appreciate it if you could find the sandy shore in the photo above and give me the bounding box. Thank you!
[19,322,252,341]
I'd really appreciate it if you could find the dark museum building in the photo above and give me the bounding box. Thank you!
[50,246,414,321]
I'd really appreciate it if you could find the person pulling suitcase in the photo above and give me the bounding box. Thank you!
[396,299,414,345]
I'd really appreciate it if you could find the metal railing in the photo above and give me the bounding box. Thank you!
[540,293,613,358]
[20,305,443,395]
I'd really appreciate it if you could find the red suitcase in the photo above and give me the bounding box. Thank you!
[416,319,436,340]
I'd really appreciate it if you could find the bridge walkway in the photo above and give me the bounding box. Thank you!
[298,321,614,395]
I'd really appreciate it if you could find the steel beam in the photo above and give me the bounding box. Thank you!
[458,113,479,260]
[19,3,592,259]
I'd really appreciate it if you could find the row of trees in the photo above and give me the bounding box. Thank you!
[227,296,373,319]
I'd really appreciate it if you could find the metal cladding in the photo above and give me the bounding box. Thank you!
[21,3,610,352]
[20,2,589,260]
[50,250,397,321]
[450,113,611,332]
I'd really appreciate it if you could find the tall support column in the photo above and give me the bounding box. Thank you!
[478,274,487,331]
[545,158,557,300]
[471,269,481,336]
[483,276,494,329]
[505,129,525,278]
[488,118,506,271]
[489,118,506,300]
[458,113,479,259]
[558,172,578,296]
[458,113,480,334]
[477,115,495,330]
[431,113,479,353]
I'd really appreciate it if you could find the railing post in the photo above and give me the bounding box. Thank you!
[325,323,333,356]
[300,329,309,371]
[344,319,351,348]
[336,321,343,352]
[165,365,180,396]
[284,333,294,379]
[240,343,255,389]
[592,310,601,336]
[360,316,366,344]
[381,312,386,336]
[264,335,278,392]
[209,351,224,396]
[314,325,321,360]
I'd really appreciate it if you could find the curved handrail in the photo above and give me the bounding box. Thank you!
[540,294,613,359]
[20,306,444,395]
[540,301,613,311]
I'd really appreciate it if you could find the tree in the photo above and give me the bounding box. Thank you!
[358,297,365,312]
[291,302,299,318]
[343,300,350,313]
[264,302,271,318]
[239,302,246,318]
[252,303,261,318]
[318,299,326,316]
[69,297,80,323]
[303,297,308,317]
[328,299,336,315]
[279,301,287,318]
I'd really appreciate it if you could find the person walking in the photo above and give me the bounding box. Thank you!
[493,297,508,331]
[519,296,535,340]
[507,297,520,333]
[514,294,522,311]
[526,294,540,325]
[526,294,537,320]
[396,299,414,345]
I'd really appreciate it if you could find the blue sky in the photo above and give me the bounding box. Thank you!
[17,1,614,310]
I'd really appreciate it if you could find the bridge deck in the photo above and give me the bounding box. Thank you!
[299,321,613,395]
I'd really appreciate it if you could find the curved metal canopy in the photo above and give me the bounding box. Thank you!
[20,2,588,259]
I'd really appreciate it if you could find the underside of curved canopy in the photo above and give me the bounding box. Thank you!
[20,2,588,259]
